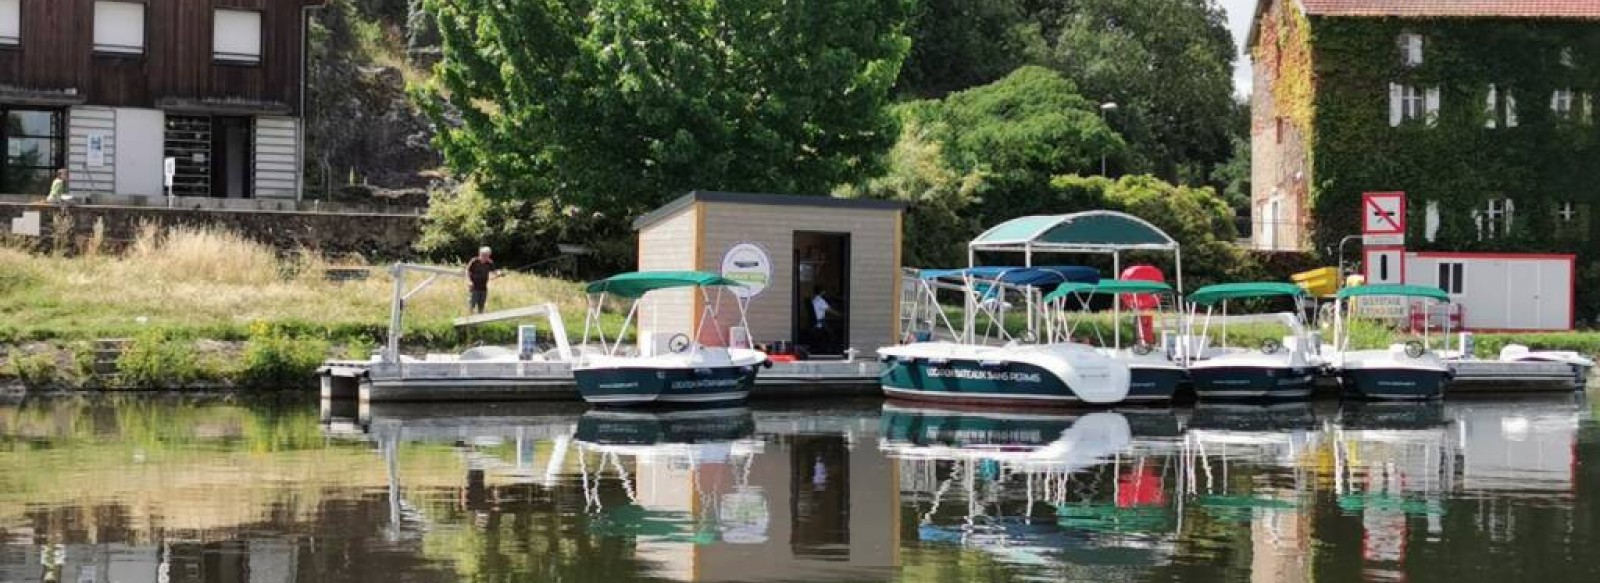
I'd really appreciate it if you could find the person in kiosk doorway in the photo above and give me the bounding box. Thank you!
[811,288,841,354]
[466,246,502,314]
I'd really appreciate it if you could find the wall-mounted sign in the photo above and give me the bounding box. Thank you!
[87,132,108,167]
[163,157,176,188]
[1362,191,1406,246]
[720,242,772,298]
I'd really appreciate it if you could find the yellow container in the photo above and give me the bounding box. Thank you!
[1291,266,1340,297]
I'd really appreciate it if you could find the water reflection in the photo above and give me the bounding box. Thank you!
[0,394,1595,582]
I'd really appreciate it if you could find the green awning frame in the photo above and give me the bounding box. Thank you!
[1336,284,1450,302]
[971,211,1180,253]
[1044,280,1175,304]
[585,270,745,297]
[1188,282,1306,306]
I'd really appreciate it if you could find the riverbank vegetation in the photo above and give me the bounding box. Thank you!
[0,225,620,389]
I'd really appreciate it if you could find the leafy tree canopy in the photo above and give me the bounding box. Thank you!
[903,66,1124,227]
[417,0,915,264]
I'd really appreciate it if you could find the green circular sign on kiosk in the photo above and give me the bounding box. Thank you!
[720,242,772,298]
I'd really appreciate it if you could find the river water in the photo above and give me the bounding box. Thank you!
[1,394,1597,582]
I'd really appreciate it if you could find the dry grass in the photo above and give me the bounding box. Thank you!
[0,224,600,346]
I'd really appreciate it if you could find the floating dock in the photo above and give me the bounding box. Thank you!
[318,358,884,402]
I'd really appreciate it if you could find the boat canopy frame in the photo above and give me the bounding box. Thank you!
[580,270,754,359]
[967,211,1184,343]
[1044,280,1180,350]
[1331,284,1454,356]
[1182,282,1311,363]
[901,266,1098,346]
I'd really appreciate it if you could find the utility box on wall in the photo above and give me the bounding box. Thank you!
[632,191,905,356]
[1404,252,1574,331]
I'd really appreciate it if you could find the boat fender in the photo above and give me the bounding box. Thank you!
[878,354,894,364]
[1132,343,1154,356]
[761,359,774,369]
[1404,341,1425,359]
[1260,339,1282,355]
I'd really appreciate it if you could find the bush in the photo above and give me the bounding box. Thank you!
[8,351,61,389]
[1474,332,1600,359]
[236,322,330,389]
[117,331,203,388]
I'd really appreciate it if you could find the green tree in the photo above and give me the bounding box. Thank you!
[1039,0,1238,181]
[895,0,1036,98]
[418,0,915,265]
[835,119,989,267]
[904,66,1124,227]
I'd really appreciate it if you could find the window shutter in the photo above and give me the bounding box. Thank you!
[0,0,20,44]
[1584,93,1594,125]
[1389,83,1404,127]
[93,1,146,54]
[1424,87,1441,127]
[1507,90,1519,127]
[1485,85,1498,128]
[214,10,263,64]
[1409,35,1423,66]
[1505,199,1515,233]
[1425,201,1440,243]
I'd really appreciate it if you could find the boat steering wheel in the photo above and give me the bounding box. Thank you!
[668,334,692,354]
[1405,340,1426,359]
[1260,338,1282,355]
[1132,343,1154,356]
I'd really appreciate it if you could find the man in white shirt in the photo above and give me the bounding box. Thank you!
[811,289,838,353]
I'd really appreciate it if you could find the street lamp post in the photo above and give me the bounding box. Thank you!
[1099,102,1118,176]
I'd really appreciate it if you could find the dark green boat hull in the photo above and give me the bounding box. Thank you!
[1340,368,1448,400]
[574,365,758,406]
[1189,366,1317,400]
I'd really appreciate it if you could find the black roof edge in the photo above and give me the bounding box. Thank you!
[632,190,904,231]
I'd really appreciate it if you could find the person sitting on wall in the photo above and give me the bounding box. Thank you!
[45,169,73,205]
[466,246,503,314]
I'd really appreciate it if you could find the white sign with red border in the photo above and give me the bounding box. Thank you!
[1362,192,1406,245]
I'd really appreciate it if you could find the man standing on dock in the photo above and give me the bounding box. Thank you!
[466,246,500,314]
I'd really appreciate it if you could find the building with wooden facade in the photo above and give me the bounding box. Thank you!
[0,0,322,199]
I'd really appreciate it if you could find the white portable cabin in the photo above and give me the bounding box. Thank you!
[1401,252,1575,331]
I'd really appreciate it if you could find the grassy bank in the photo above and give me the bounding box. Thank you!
[0,224,624,390]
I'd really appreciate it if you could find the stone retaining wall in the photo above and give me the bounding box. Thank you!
[0,202,423,259]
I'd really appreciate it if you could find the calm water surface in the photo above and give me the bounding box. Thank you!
[1,394,1597,582]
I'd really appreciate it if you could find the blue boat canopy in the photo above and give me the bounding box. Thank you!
[970,211,1179,252]
[919,266,1101,287]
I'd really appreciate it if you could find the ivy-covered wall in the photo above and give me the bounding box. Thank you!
[1305,17,1600,320]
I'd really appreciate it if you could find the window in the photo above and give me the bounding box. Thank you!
[214,9,262,64]
[1561,47,1575,68]
[93,1,145,55]
[1479,198,1514,240]
[1559,201,1578,223]
[1390,84,1438,127]
[1488,85,1519,128]
[0,108,65,195]
[1399,33,1424,67]
[0,0,19,46]
[1437,262,1464,295]
[1553,89,1575,120]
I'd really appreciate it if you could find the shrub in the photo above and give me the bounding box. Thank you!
[1474,332,1600,359]
[117,331,202,388]
[9,351,61,389]
[237,322,330,389]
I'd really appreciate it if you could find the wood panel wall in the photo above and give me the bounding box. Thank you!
[0,0,322,113]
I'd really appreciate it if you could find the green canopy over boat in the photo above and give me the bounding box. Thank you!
[1043,280,1175,304]
[1188,282,1305,306]
[585,271,745,298]
[1336,284,1450,302]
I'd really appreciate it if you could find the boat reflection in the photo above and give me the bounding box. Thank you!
[881,403,1182,571]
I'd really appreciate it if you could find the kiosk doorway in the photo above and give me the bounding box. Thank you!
[794,232,850,356]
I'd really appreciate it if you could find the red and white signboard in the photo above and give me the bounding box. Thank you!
[1362,192,1406,246]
